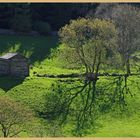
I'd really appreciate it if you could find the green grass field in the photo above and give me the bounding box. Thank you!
[0,35,140,137]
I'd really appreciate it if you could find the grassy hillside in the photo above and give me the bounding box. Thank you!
[0,35,58,63]
[0,35,140,137]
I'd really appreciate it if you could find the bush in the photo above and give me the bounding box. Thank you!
[33,21,52,35]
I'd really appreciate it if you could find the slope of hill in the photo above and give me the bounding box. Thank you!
[0,35,140,137]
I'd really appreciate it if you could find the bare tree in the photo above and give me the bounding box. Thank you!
[93,4,140,74]
[112,5,140,74]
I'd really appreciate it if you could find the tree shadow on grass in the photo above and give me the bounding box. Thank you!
[0,35,58,64]
[0,76,25,92]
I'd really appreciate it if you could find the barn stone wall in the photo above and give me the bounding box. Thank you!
[0,59,9,76]
[0,55,29,77]
[10,57,29,77]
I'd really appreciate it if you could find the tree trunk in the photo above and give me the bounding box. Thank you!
[1,124,8,137]
[126,59,131,75]
[3,130,7,137]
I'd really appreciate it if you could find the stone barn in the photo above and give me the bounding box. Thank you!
[0,53,29,77]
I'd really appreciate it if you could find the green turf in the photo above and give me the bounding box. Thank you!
[0,35,140,137]
[0,35,58,63]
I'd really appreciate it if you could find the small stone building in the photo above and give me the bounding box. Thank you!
[0,53,29,77]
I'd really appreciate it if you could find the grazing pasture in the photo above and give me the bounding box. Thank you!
[0,35,140,137]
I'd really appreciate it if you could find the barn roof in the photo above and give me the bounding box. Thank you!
[0,53,18,59]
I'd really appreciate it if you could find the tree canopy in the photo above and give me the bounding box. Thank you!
[0,96,33,137]
[58,18,117,75]
[94,4,140,74]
